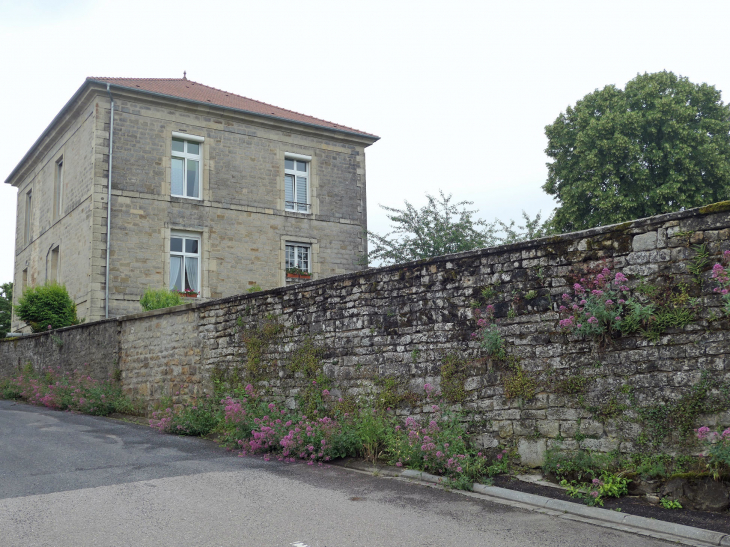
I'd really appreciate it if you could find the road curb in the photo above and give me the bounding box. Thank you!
[332,460,730,546]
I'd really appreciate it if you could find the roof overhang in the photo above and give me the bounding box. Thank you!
[4,79,380,188]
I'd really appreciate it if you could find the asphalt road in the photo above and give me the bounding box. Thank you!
[0,400,674,547]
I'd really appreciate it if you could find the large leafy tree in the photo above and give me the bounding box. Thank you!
[365,191,552,266]
[543,71,730,232]
[0,282,12,338]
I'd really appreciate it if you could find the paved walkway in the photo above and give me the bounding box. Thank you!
[0,400,674,547]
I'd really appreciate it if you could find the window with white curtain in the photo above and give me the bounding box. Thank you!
[171,137,201,199]
[284,157,310,213]
[285,243,311,272]
[170,233,200,295]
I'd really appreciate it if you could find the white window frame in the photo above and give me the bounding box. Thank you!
[53,158,63,220]
[284,153,311,213]
[169,231,201,296]
[285,242,311,273]
[171,132,204,200]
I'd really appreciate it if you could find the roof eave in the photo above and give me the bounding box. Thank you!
[4,79,380,187]
[89,79,380,143]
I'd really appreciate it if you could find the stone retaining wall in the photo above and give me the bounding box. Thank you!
[4,203,730,465]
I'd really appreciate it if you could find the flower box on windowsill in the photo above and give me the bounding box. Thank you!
[286,273,311,280]
[177,290,199,298]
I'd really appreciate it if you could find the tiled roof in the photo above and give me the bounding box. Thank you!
[87,77,377,139]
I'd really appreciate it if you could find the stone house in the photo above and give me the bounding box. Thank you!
[5,76,378,331]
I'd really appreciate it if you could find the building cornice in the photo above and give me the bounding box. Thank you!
[5,80,380,188]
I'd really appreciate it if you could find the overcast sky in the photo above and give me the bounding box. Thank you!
[2,0,730,284]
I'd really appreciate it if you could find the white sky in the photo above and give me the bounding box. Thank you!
[2,0,730,283]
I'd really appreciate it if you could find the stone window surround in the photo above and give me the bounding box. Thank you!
[280,235,319,286]
[164,130,209,202]
[162,225,210,298]
[278,150,319,216]
[45,244,60,284]
[169,231,201,295]
[284,152,311,214]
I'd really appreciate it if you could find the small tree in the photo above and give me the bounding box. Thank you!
[365,191,554,266]
[139,288,183,311]
[365,191,500,266]
[0,282,12,338]
[16,283,80,332]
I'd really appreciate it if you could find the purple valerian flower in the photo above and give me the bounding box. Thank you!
[614,272,628,283]
[562,293,570,300]
[605,299,613,305]
[574,283,585,294]
[497,453,503,460]
[588,316,598,324]
[696,426,711,440]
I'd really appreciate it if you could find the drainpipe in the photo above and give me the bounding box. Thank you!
[105,84,114,319]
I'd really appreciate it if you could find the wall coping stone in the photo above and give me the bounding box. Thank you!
[7,199,729,337]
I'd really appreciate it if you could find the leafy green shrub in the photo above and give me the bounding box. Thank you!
[543,448,617,481]
[151,395,221,436]
[16,283,80,332]
[139,288,183,311]
[561,473,630,507]
[660,498,682,509]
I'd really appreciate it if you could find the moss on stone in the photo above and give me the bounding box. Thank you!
[699,200,730,215]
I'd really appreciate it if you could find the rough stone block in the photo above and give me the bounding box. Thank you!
[518,438,547,467]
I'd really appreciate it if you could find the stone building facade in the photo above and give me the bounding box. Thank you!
[5,77,378,330]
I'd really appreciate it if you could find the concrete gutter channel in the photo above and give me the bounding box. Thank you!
[333,460,730,547]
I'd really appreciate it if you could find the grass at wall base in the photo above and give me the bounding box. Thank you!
[0,364,142,416]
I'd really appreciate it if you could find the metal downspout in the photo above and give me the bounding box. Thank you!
[105,84,114,319]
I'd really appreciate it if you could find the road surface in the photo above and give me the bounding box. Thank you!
[0,400,673,547]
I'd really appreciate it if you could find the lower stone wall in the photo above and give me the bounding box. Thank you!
[4,203,730,465]
[0,319,119,381]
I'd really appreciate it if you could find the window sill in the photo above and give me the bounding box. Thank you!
[171,195,203,202]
